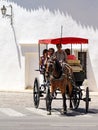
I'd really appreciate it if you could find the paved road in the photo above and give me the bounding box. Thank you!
[0,90,98,130]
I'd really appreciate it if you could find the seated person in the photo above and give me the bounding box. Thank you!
[67,55,76,60]
[65,48,76,60]
[39,49,48,91]
[39,49,48,74]
[48,48,55,58]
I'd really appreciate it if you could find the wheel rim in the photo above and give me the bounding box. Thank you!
[72,92,80,109]
[33,78,40,108]
[71,86,81,109]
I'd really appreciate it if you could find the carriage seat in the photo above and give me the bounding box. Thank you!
[67,59,80,65]
[67,59,82,72]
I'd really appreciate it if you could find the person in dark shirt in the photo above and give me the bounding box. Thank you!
[39,49,48,73]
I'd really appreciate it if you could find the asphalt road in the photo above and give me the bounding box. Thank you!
[0,90,98,130]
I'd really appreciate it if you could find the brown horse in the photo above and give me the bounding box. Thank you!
[46,59,73,115]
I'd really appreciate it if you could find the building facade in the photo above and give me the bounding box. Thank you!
[0,1,98,91]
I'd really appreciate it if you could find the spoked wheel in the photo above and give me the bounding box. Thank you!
[85,87,90,113]
[72,87,81,109]
[33,78,40,108]
[72,92,80,109]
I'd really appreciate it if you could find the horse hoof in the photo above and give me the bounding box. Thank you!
[63,111,67,114]
[47,111,51,115]
[61,109,67,115]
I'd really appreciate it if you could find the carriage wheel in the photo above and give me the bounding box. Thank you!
[72,91,80,109]
[85,87,89,113]
[33,78,40,108]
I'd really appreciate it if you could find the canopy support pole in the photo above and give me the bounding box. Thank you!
[38,43,40,70]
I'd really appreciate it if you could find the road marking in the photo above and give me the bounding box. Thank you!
[0,107,94,118]
[0,108,25,117]
[26,107,60,117]
[26,107,94,118]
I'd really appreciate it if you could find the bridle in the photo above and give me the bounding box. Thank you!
[46,59,62,79]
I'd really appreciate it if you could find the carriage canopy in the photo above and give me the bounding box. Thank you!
[39,37,88,45]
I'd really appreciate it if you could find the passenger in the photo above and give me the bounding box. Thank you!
[65,48,70,55]
[48,48,55,58]
[39,49,48,74]
[65,48,76,60]
[39,49,48,96]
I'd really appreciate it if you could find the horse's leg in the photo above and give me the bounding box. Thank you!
[62,93,67,114]
[47,95,52,115]
[47,84,55,115]
[47,90,52,115]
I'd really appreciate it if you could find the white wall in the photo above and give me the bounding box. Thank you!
[87,39,98,91]
[0,1,98,91]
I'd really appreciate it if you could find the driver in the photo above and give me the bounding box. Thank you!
[54,44,73,75]
[54,44,67,63]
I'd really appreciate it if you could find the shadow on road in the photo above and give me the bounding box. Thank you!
[39,107,98,117]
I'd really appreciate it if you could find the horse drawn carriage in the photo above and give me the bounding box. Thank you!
[33,37,91,115]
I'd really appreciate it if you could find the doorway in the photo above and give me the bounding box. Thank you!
[25,52,39,89]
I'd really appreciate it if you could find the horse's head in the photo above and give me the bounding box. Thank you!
[46,58,62,79]
[46,59,54,77]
